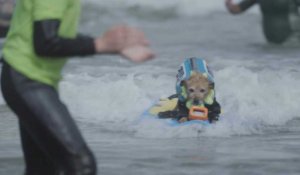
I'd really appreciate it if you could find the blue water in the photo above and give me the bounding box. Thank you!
[1,0,300,174]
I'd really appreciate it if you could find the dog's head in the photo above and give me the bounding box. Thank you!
[183,72,212,105]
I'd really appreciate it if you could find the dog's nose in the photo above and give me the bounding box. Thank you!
[193,99,200,105]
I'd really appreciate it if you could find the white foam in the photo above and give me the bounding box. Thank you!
[60,66,174,124]
[1,60,299,137]
[82,0,259,17]
[59,62,300,138]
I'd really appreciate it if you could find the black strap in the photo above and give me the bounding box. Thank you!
[168,94,179,99]
[158,110,188,120]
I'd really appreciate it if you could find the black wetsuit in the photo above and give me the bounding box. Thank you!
[1,20,96,175]
[238,0,295,44]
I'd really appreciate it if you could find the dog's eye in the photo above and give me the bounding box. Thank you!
[188,88,194,93]
[200,89,206,93]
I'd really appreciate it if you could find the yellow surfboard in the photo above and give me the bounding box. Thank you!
[148,98,178,115]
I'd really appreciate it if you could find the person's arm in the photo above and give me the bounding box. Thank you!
[33,20,154,62]
[32,0,154,62]
[33,20,95,57]
[93,25,154,62]
[225,0,257,14]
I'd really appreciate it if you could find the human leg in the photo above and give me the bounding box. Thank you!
[19,123,62,175]
[1,61,97,175]
[260,0,292,44]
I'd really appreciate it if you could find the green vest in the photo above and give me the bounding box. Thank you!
[3,0,81,88]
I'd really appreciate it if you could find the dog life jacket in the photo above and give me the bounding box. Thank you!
[176,57,215,109]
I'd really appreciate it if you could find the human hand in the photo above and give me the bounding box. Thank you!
[120,45,154,63]
[225,0,241,14]
[94,25,154,62]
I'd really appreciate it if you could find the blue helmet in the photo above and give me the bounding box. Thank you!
[176,57,215,102]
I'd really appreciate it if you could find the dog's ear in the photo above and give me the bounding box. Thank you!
[180,80,188,87]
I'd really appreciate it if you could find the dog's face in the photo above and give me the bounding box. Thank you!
[183,72,211,105]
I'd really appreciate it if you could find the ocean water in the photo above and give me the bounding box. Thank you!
[1,0,300,174]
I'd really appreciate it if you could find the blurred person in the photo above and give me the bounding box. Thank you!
[226,0,300,44]
[0,0,14,38]
[0,0,154,175]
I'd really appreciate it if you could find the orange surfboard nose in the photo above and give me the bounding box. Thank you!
[188,106,208,121]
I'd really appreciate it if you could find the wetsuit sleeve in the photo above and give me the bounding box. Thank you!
[33,20,95,57]
[239,0,257,12]
[32,0,96,57]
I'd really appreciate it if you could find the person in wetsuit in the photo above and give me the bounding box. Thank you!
[0,0,154,175]
[225,0,299,44]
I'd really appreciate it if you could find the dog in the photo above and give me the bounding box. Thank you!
[158,57,221,123]
[184,72,212,105]
[177,72,213,122]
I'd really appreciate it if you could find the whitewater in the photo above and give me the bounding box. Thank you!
[1,0,300,174]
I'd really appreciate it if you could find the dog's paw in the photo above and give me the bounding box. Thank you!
[178,117,188,123]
